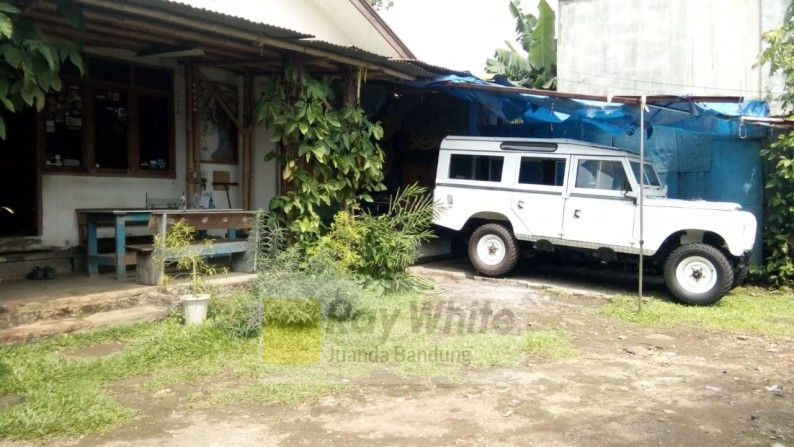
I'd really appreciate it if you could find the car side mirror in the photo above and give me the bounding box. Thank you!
[622,179,636,198]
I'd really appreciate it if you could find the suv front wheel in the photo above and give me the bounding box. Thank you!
[663,243,734,306]
[468,223,519,277]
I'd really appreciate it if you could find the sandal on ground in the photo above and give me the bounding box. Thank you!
[26,266,45,280]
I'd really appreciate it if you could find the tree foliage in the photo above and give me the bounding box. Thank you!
[254,64,386,246]
[366,0,394,11]
[0,1,84,139]
[485,0,556,89]
[757,0,794,287]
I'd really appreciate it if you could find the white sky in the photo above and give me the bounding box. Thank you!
[379,0,557,76]
[177,0,555,77]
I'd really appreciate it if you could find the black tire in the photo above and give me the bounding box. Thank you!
[663,243,734,306]
[468,223,519,277]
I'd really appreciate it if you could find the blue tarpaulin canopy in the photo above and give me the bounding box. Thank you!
[410,75,771,139]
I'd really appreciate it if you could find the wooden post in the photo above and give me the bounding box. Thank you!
[185,65,196,207]
[341,66,359,107]
[242,72,254,210]
[157,212,168,285]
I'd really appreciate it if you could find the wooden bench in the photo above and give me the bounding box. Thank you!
[127,210,257,286]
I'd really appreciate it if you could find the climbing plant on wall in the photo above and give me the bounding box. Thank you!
[757,0,794,287]
[254,64,386,245]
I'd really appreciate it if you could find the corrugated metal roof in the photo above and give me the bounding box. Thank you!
[301,41,428,77]
[33,0,457,81]
[399,60,474,79]
[298,41,475,79]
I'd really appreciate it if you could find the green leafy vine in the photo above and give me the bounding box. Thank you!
[254,64,386,246]
[757,1,794,287]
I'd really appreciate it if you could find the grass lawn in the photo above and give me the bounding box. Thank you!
[604,286,794,336]
[0,291,573,441]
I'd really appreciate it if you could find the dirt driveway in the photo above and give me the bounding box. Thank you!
[16,270,794,447]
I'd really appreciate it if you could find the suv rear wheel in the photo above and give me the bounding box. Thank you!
[663,243,734,306]
[468,223,519,277]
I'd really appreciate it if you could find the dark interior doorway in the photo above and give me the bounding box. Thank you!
[0,109,38,237]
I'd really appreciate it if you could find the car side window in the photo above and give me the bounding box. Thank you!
[575,159,629,191]
[449,154,504,182]
[518,157,566,186]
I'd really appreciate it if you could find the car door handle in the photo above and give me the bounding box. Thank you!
[573,209,581,218]
[517,201,524,209]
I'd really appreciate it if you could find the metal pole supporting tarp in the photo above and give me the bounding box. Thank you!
[638,97,647,312]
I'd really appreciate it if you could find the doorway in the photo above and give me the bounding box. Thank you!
[0,109,38,237]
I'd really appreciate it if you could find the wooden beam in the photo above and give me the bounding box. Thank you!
[80,11,280,59]
[35,20,164,51]
[193,59,283,70]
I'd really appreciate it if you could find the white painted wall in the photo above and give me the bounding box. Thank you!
[176,0,405,58]
[41,51,279,248]
[557,0,787,114]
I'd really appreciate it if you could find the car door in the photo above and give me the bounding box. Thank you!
[511,154,568,239]
[561,156,638,250]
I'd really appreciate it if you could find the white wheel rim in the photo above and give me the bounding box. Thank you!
[476,234,506,266]
[675,255,717,294]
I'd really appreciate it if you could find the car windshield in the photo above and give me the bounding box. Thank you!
[630,161,662,187]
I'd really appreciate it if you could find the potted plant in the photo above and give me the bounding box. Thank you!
[155,220,218,325]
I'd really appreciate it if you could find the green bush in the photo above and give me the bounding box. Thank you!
[753,131,794,288]
[256,249,361,320]
[211,293,262,338]
[315,183,440,288]
[756,1,794,288]
[214,247,363,338]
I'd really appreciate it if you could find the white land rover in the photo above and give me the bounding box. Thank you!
[433,136,757,305]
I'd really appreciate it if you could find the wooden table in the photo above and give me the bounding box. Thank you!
[76,209,154,280]
[146,209,249,239]
[76,208,247,280]
[136,210,256,285]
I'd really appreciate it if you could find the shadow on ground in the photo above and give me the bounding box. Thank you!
[418,253,670,299]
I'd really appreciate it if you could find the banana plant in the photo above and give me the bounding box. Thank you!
[485,0,557,89]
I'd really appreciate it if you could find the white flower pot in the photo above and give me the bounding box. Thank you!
[181,293,210,325]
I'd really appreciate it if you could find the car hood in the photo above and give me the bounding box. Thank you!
[643,198,742,211]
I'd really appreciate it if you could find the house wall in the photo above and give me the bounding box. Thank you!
[557,0,787,114]
[40,50,279,248]
[179,0,404,59]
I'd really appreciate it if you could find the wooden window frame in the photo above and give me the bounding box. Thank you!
[41,57,176,179]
